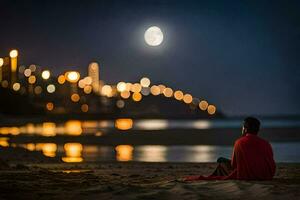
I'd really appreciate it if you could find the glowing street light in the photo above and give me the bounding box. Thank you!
[65,71,80,83]
[0,58,3,67]
[41,70,51,80]
[9,50,18,58]
[0,58,3,81]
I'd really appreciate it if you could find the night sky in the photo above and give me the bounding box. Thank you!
[1,0,299,116]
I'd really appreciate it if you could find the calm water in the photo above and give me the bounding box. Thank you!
[1,119,300,163]
[5,142,300,163]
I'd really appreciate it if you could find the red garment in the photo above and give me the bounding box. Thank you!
[185,134,276,181]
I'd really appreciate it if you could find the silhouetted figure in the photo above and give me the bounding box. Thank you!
[185,117,276,181]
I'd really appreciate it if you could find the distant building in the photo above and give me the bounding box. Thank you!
[88,62,100,93]
[1,57,11,83]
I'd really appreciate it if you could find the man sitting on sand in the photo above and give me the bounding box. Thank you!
[185,117,276,181]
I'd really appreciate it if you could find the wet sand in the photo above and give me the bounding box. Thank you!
[0,147,300,200]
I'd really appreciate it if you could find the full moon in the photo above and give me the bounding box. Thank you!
[144,26,164,46]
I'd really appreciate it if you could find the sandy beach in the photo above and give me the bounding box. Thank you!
[0,147,299,200]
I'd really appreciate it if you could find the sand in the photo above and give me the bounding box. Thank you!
[0,147,300,200]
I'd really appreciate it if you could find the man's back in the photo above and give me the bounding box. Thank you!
[232,134,276,180]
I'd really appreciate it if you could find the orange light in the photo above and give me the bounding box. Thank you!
[132,92,142,102]
[163,87,173,97]
[115,145,134,161]
[183,94,193,104]
[71,93,80,102]
[65,71,80,83]
[42,122,56,136]
[62,143,83,163]
[46,102,54,111]
[130,83,142,93]
[150,85,160,96]
[207,105,216,115]
[115,118,133,130]
[65,120,82,135]
[28,75,36,84]
[83,85,92,94]
[199,100,209,111]
[81,104,89,112]
[174,90,184,100]
[120,91,130,99]
[57,75,66,84]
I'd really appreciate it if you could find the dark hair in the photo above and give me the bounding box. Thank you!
[243,117,260,134]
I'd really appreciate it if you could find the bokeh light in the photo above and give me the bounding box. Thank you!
[132,92,142,102]
[183,94,193,104]
[163,87,173,97]
[150,85,160,96]
[207,105,216,115]
[41,70,51,80]
[199,100,209,111]
[120,91,130,99]
[12,83,20,91]
[174,90,184,100]
[47,84,56,93]
[71,93,80,102]
[9,49,18,58]
[140,77,151,87]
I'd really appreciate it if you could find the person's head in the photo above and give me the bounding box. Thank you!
[242,117,260,135]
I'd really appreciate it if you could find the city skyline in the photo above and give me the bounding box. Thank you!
[1,0,299,116]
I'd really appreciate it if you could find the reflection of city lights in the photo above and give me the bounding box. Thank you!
[41,70,50,80]
[150,85,160,96]
[42,122,56,136]
[163,88,173,97]
[140,77,151,87]
[34,86,42,94]
[81,104,89,112]
[115,118,133,130]
[65,120,82,135]
[28,75,36,84]
[71,93,80,102]
[115,145,134,161]
[117,82,127,92]
[116,100,125,108]
[120,91,130,99]
[174,90,184,100]
[65,71,80,83]
[12,83,21,91]
[62,143,83,163]
[57,75,65,84]
[199,100,208,111]
[9,49,18,58]
[0,137,9,147]
[183,94,193,104]
[24,69,31,77]
[40,143,57,157]
[46,84,56,93]
[207,105,216,115]
[46,102,54,111]
[26,143,35,151]
[132,92,142,102]
[0,58,3,67]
